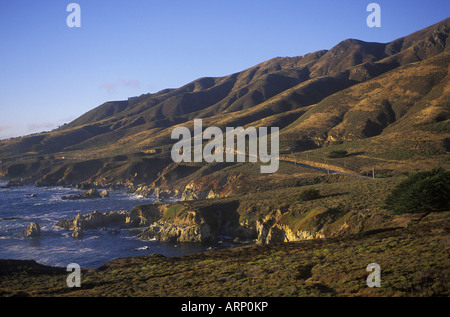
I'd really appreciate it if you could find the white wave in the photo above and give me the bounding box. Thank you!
[78,248,95,253]
[134,246,151,251]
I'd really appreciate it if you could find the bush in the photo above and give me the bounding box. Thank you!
[383,168,450,214]
[327,150,348,158]
[297,189,321,202]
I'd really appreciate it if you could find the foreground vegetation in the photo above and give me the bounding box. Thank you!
[1,170,448,297]
[0,210,448,297]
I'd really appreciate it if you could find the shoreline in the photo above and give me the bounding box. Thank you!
[1,210,448,297]
[0,238,254,270]
[0,184,257,268]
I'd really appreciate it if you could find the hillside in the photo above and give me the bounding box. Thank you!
[0,18,449,194]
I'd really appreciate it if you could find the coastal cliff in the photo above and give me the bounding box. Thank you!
[55,174,422,245]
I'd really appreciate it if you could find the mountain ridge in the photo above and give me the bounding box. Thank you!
[0,18,449,190]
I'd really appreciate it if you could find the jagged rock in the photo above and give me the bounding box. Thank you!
[152,188,173,201]
[255,209,328,244]
[206,189,220,199]
[76,182,94,190]
[138,221,213,243]
[100,190,109,197]
[4,178,23,188]
[125,205,161,227]
[62,188,102,200]
[133,185,152,197]
[256,211,280,244]
[72,227,83,238]
[181,187,208,201]
[232,224,256,241]
[57,210,129,230]
[35,178,55,187]
[22,222,41,237]
[138,207,212,243]
[109,183,123,190]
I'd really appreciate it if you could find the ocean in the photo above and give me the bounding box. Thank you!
[0,181,220,268]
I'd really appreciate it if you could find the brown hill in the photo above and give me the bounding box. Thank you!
[0,18,449,188]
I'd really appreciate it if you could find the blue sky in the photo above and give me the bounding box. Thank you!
[0,0,449,140]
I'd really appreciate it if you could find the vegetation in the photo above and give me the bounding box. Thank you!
[164,205,187,220]
[327,150,348,158]
[297,188,322,201]
[1,210,448,297]
[383,168,450,214]
[330,150,349,158]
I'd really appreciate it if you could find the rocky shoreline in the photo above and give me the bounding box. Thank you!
[55,200,253,244]
[2,209,449,297]
[4,174,429,246]
[52,193,425,246]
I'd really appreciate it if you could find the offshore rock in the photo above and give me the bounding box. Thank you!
[3,178,24,188]
[62,189,102,200]
[22,222,41,237]
[72,227,83,238]
[75,182,94,190]
[57,210,129,231]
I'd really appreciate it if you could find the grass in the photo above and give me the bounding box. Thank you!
[1,210,448,297]
[163,205,187,220]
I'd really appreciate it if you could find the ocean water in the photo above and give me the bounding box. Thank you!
[0,182,221,268]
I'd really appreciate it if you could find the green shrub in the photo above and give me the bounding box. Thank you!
[297,189,321,202]
[327,150,348,158]
[383,168,450,214]
[164,205,187,220]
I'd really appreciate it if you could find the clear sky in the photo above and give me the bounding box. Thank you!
[0,0,449,140]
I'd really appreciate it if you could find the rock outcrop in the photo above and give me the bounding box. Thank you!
[127,171,246,203]
[57,210,129,233]
[179,173,246,201]
[138,221,213,243]
[1,178,24,188]
[137,200,245,244]
[57,205,164,238]
[55,191,417,244]
[125,204,162,227]
[256,208,332,244]
[22,222,41,237]
[61,189,109,200]
[72,227,83,238]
